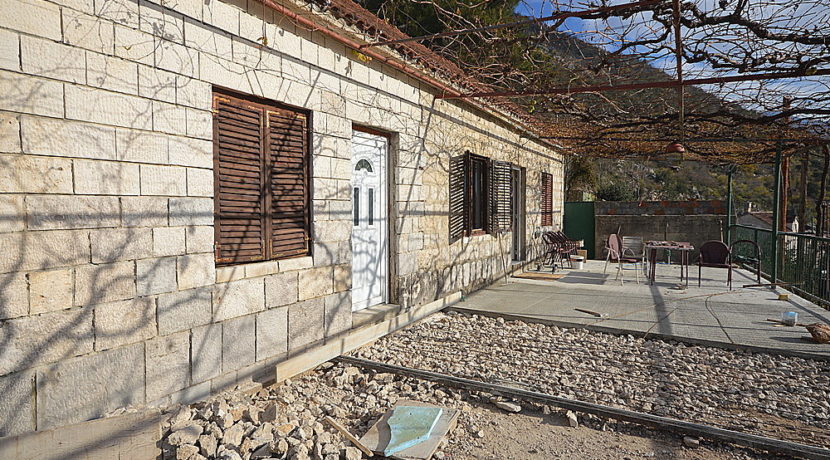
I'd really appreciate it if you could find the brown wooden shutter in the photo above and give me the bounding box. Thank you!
[490,161,512,233]
[213,95,266,264]
[448,152,470,243]
[266,109,310,258]
[541,172,553,226]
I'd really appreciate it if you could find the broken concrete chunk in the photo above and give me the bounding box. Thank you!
[683,436,700,448]
[566,410,578,428]
[168,423,204,446]
[494,401,522,413]
[198,434,218,457]
[343,446,363,460]
[222,423,245,447]
[175,444,200,460]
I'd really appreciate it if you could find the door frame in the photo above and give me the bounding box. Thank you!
[351,125,395,308]
[511,166,526,262]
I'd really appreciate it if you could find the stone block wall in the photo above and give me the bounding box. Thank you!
[0,0,564,437]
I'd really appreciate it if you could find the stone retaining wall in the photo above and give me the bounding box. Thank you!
[0,0,564,437]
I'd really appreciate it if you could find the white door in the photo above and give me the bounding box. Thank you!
[351,130,388,311]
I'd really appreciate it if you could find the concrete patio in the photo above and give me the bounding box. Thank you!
[452,260,830,359]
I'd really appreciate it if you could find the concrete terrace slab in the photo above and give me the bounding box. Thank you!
[453,260,830,359]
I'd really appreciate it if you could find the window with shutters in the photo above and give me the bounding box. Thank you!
[448,152,512,241]
[541,172,553,227]
[212,89,311,265]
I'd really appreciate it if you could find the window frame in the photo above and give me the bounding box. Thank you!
[468,153,490,234]
[541,172,553,227]
[212,87,313,266]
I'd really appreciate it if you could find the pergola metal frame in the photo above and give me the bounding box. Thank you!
[356,0,828,283]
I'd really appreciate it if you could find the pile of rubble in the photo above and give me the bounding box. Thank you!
[355,312,830,445]
[161,362,480,460]
[160,355,776,460]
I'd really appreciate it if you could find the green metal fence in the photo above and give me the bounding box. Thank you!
[729,224,830,307]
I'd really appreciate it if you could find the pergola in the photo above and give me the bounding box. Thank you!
[348,0,830,281]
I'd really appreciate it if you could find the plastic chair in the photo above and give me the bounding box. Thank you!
[698,240,732,289]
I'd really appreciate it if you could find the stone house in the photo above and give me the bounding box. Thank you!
[0,0,564,439]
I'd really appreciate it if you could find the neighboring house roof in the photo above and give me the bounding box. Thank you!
[737,212,797,231]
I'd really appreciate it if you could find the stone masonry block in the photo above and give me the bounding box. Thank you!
[36,343,144,430]
[153,226,186,256]
[145,330,190,401]
[74,261,136,306]
[177,253,215,290]
[244,261,279,278]
[139,0,185,43]
[86,51,139,94]
[1,272,28,320]
[191,322,221,383]
[136,257,177,295]
[0,230,89,274]
[96,0,140,27]
[116,129,168,164]
[21,116,116,159]
[0,71,64,118]
[155,38,198,77]
[186,167,213,197]
[140,164,187,196]
[73,159,140,195]
[0,154,73,193]
[298,266,333,301]
[0,0,61,41]
[265,272,298,308]
[176,75,212,110]
[221,315,255,373]
[0,195,24,234]
[94,297,156,350]
[152,101,187,135]
[185,225,213,254]
[0,307,94,375]
[213,278,264,321]
[65,85,153,130]
[26,195,120,230]
[255,307,287,360]
[0,112,20,153]
[28,268,73,315]
[0,29,17,72]
[333,264,351,292]
[276,256,312,272]
[20,35,85,83]
[170,197,213,226]
[186,108,212,140]
[324,291,352,338]
[0,369,35,437]
[63,9,115,54]
[288,299,324,351]
[138,64,177,103]
[169,137,212,168]
[184,18,232,58]
[114,23,154,65]
[157,287,212,336]
[90,227,153,263]
[121,196,168,227]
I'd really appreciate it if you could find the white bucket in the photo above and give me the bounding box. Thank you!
[572,256,585,270]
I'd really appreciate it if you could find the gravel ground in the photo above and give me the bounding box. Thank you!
[159,361,782,460]
[352,311,830,448]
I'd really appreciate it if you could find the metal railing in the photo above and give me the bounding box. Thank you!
[729,224,830,308]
